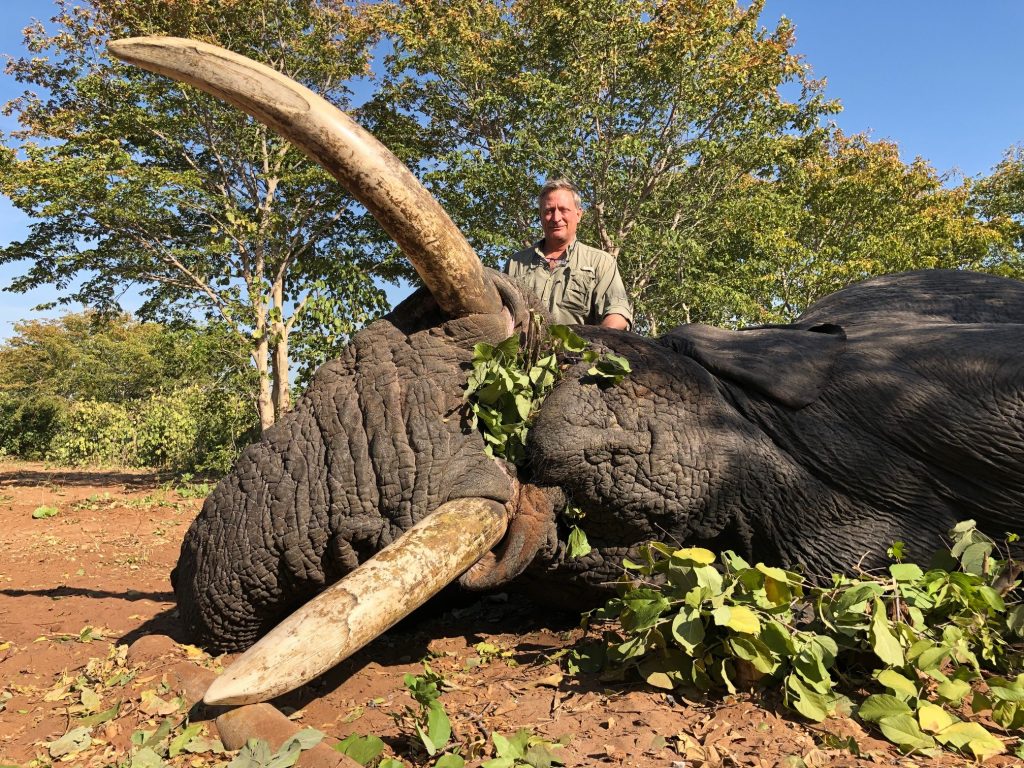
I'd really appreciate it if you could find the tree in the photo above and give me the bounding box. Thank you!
[704,131,1008,324]
[370,0,840,332]
[0,0,397,430]
[0,312,259,466]
[0,312,255,402]
[971,144,1024,276]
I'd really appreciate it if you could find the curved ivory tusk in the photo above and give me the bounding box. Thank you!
[202,498,508,705]
[107,36,502,318]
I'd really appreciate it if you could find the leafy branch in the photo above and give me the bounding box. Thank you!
[573,521,1023,761]
[463,322,630,464]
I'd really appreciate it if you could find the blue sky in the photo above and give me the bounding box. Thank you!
[0,1,1022,339]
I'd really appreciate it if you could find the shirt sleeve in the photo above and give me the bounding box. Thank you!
[595,258,633,327]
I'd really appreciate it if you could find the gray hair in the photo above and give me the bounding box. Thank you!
[538,178,582,210]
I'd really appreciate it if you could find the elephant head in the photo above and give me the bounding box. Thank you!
[110,39,1024,707]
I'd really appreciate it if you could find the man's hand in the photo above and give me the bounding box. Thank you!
[601,313,629,330]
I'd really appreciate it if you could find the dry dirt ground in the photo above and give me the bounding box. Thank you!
[0,460,1018,767]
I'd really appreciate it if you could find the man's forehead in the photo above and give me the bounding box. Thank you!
[540,189,579,208]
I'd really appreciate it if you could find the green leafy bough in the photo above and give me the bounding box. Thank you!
[463,321,630,558]
[572,521,1023,761]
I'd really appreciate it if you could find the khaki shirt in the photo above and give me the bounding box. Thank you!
[506,239,633,327]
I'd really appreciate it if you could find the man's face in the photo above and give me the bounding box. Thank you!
[539,188,582,247]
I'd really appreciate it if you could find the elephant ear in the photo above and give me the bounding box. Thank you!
[660,322,846,409]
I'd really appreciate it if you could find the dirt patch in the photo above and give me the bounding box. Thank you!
[0,461,1016,766]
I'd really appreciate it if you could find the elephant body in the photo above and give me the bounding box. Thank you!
[176,267,1024,651]
[527,269,1024,593]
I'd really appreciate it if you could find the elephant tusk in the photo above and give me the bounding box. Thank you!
[202,497,508,706]
[107,36,502,318]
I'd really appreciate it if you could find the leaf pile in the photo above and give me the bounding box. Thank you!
[580,521,1023,760]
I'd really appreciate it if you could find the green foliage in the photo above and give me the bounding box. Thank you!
[401,666,453,757]
[333,733,386,766]
[464,323,629,463]
[45,385,255,473]
[579,521,1022,760]
[707,131,1011,324]
[562,504,591,559]
[972,143,1024,271]
[32,505,60,519]
[0,394,65,459]
[0,0,393,428]
[49,400,137,467]
[227,729,324,768]
[390,665,566,767]
[0,313,258,471]
[482,729,567,768]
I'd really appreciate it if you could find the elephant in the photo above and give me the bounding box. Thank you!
[109,38,1024,705]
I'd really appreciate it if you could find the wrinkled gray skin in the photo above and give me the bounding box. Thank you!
[175,267,1024,651]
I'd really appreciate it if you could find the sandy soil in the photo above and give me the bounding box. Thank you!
[0,460,1016,767]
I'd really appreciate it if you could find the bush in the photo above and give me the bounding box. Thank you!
[49,400,135,466]
[45,387,258,473]
[0,393,66,458]
[134,391,201,469]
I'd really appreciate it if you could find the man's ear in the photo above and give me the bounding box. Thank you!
[659,322,846,409]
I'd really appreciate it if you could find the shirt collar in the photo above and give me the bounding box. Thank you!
[532,238,577,268]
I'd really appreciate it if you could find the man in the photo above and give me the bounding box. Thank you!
[506,179,632,330]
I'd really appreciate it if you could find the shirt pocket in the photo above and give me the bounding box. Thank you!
[561,269,596,316]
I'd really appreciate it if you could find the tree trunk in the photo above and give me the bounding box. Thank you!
[270,277,291,419]
[271,331,291,418]
[253,335,274,432]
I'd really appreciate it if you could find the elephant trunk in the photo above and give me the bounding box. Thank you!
[107,36,502,319]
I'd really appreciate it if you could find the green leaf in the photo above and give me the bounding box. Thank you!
[916,701,954,733]
[869,598,904,667]
[935,678,971,704]
[935,721,1006,759]
[975,585,1005,612]
[567,526,591,558]
[729,635,778,675]
[1004,604,1024,635]
[914,644,950,672]
[48,726,92,758]
[786,675,831,722]
[760,620,797,657]
[670,609,705,653]
[425,700,451,755]
[889,563,923,581]
[621,589,671,631]
[992,699,1024,730]
[877,714,937,752]
[129,747,166,768]
[672,547,717,566]
[588,352,632,382]
[79,699,120,726]
[711,605,761,635]
[876,669,918,701]
[959,541,992,576]
[333,734,385,766]
[548,325,588,353]
[491,731,523,760]
[434,754,465,768]
[989,684,1024,702]
[858,694,913,723]
[32,505,59,519]
[169,723,205,758]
